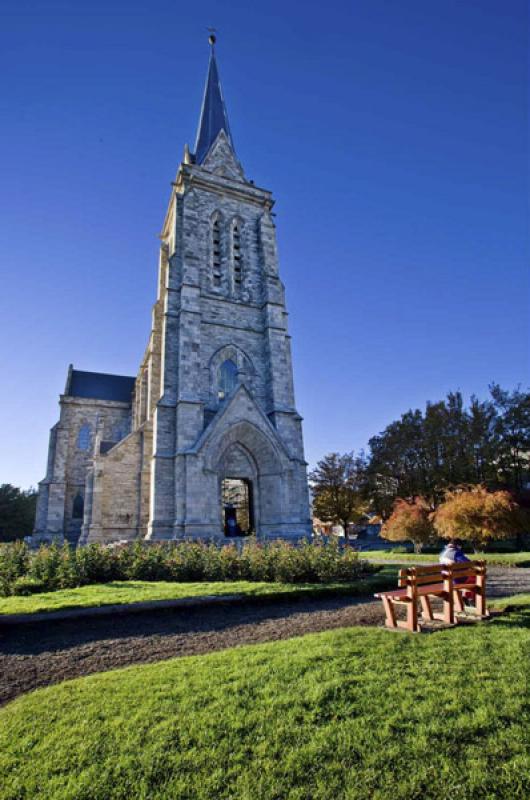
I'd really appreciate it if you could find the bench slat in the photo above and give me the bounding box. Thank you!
[448,570,484,579]
[407,573,447,586]
[376,583,450,599]
[408,565,447,575]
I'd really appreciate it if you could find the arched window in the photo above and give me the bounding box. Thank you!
[212,217,221,287]
[77,424,91,451]
[72,493,84,520]
[218,359,238,400]
[232,222,242,286]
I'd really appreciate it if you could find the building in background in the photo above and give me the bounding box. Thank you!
[34,39,312,545]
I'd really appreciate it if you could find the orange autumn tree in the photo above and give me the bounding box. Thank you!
[381,497,435,553]
[433,485,521,550]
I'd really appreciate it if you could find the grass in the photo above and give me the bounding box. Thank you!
[0,569,396,616]
[491,593,530,610]
[1,599,530,799]
[361,550,530,567]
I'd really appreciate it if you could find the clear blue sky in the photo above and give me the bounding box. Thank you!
[1,0,528,490]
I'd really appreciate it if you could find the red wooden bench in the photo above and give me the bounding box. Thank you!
[375,561,488,633]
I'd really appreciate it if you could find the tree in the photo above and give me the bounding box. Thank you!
[432,485,523,550]
[467,395,498,485]
[380,497,435,553]
[0,484,37,542]
[368,410,429,503]
[309,452,368,541]
[366,385,530,511]
[490,384,530,495]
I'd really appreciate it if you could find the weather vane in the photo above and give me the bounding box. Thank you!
[207,27,217,48]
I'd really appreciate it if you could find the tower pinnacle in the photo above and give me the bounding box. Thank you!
[194,38,235,164]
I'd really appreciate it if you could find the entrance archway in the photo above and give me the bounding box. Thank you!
[222,477,254,536]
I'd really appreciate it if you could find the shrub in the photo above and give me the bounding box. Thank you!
[124,542,175,582]
[0,540,30,595]
[74,543,123,584]
[27,544,64,591]
[0,539,370,596]
[11,576,47,596]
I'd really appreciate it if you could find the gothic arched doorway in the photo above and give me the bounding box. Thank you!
[221,478,254,536]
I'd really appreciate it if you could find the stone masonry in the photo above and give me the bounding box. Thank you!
[34,43,312,545]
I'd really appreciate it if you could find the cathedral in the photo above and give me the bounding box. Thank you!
[34,40,312,545]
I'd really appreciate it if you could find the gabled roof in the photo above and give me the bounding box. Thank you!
[66,369,135,403]
[194,47,235,164]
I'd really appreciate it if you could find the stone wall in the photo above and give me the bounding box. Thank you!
[35,396,131,544]
[80,423,152,544]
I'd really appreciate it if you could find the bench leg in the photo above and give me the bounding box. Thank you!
[406,599,418,632]
[442,581,454,625]
[476,580,488,617]
[381,596,397,629]
[420,596,434,622]
[454,590,465,614]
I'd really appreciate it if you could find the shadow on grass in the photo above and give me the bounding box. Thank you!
[488,604,530,630]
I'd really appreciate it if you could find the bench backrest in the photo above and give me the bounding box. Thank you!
[398,561,486,588]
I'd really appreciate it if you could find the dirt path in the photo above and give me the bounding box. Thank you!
[0,595,385,706]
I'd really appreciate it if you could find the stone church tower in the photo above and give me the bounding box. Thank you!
[35,41,312,544]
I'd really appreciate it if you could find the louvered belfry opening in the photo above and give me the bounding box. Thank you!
[232,222,242,285]
[212,218,221,286]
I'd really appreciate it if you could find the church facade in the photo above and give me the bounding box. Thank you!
[34,43,312,545]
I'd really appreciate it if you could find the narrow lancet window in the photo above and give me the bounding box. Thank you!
[218,359,238,400]
[72,493,84,519]
[232,222,242,286]
[212,218,221,287]
[77,424,91,451]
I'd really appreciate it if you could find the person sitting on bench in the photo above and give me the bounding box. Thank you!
[440,539,474,600]
[440,538,468,565]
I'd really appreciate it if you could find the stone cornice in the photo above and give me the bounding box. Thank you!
[60,396,131,410]
[173,164,274,209]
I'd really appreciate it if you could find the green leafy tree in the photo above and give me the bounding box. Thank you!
[368,410,429,502]
[490,384,530,494]
[367,386,530,510]
[467,395,499,484]
[309,453,368,541]
[0,485,37,542]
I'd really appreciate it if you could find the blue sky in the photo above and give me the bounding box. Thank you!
[0,0,528,489]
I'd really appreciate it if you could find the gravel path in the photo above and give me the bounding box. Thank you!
[2,566,527,708]
[0,595,385,706]
[486,567,530,597]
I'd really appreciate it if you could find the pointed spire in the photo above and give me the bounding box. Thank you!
[194,35,235,164]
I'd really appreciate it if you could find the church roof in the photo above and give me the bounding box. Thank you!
[194,44,235,164]
[66,369,135,403]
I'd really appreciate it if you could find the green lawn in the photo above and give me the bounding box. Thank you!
[491,593,530,609]
[0,570,395,616]
[361,550,530,567]
[1,598,529,799]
